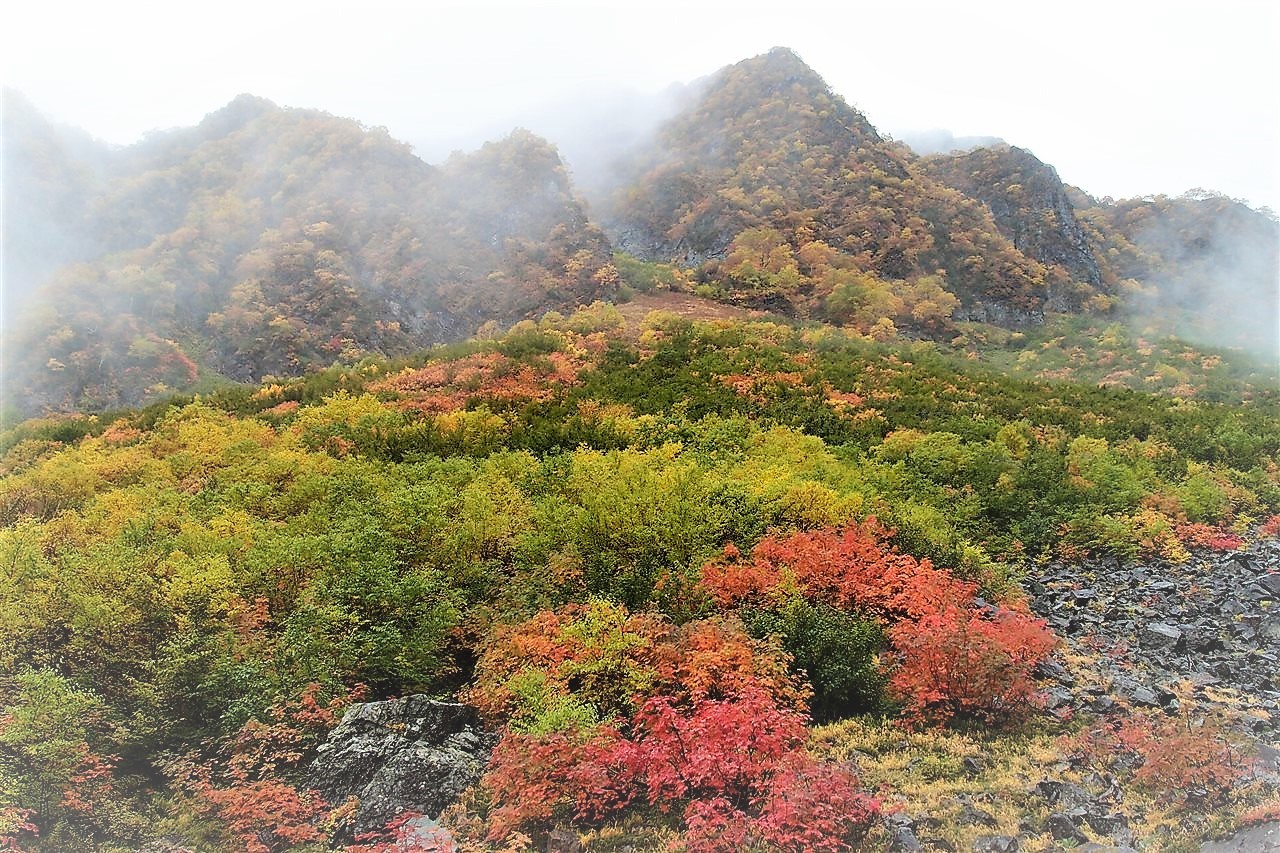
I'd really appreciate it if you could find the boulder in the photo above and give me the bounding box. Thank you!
[308,696,496,837]
[1141,622,1183,650]
[1046,812,1087,844]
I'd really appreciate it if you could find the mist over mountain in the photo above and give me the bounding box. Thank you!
[895,128,1007,156]
[410,81,703,203]
[3,94,613,413]
[3,48,1276,418]
[1,90,115,325]
[4,39,1280,853]
[1071,188,1280,358]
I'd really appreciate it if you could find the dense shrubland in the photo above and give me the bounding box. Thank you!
[1,309,1276,850]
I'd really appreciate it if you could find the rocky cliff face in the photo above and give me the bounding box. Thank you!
[924,145,1103,298]
[308,696,495,839]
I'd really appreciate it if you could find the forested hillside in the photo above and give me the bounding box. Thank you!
[603,48,1060,326]
[2,94,614,414]
[2,308,1278,850]
[4,48,1277,419]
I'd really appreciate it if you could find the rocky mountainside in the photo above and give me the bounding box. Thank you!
[600,49,1277,347]
[923,144,1103,289]
[2,96,614,414]
[4,49,1276,418]
[602,48,1061,321]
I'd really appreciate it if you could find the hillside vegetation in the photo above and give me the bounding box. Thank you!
[3,45,1279,852]
[2,308,1278,850]
[3,94,614,414]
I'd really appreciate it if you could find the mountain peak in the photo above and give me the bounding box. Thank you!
[196,93,278,138]
[723,46,830,99]
[759,46,813,72]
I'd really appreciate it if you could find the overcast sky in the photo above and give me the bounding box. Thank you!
[4,0,1279,211]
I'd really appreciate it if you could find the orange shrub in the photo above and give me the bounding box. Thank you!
[699,521,976,620]
[888,604,1057,726]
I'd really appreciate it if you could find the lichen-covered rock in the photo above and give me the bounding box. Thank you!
[307,696,496,837]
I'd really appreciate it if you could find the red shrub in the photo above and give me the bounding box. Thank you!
[483,728,631,837]
[888,604,1057,726]
[700,522,976,620]
[1260,514,1280,538]
[0,807,37,851]
[617,688,809,806]
[1059,714,1253,805]
[1127,719,1253,802]
[651,619,809,709]
[57,750,117,816]
[169,744,327,853]
[1177,523,1244,551]
[166,684,363,852]
[189,776,329,853]
[681,755,879,853]
[482,688,878,848]
[1240,795,1280,827]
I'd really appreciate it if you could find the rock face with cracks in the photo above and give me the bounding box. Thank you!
[307,696,496,838]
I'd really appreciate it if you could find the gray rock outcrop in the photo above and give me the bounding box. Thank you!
[307,696,496,838]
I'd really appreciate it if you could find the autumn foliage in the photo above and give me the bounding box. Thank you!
[887,604,1058,725]
[1059,714,1254,806]
[466,601,806,730]
[701,521,977,619]
[1176,522,1245,551]
[483,688,879,849]
[701,522,1057,726]
[473,601,877,848]
[166,685,363,853]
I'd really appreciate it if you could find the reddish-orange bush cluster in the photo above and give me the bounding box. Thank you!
[56,751,117,817]
[1240,795,1280,827]
[887,604,1058,725]
[701,523,1057,726]
[0,807,38,851]
[484,689,878,850]
[701,521,976,620]
[719,371,807,405]
[1176,523,1244,551]
[374,351,585,413]
[167,684,365,852]
[473,602,876,848]
[1059,714,1253,805]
